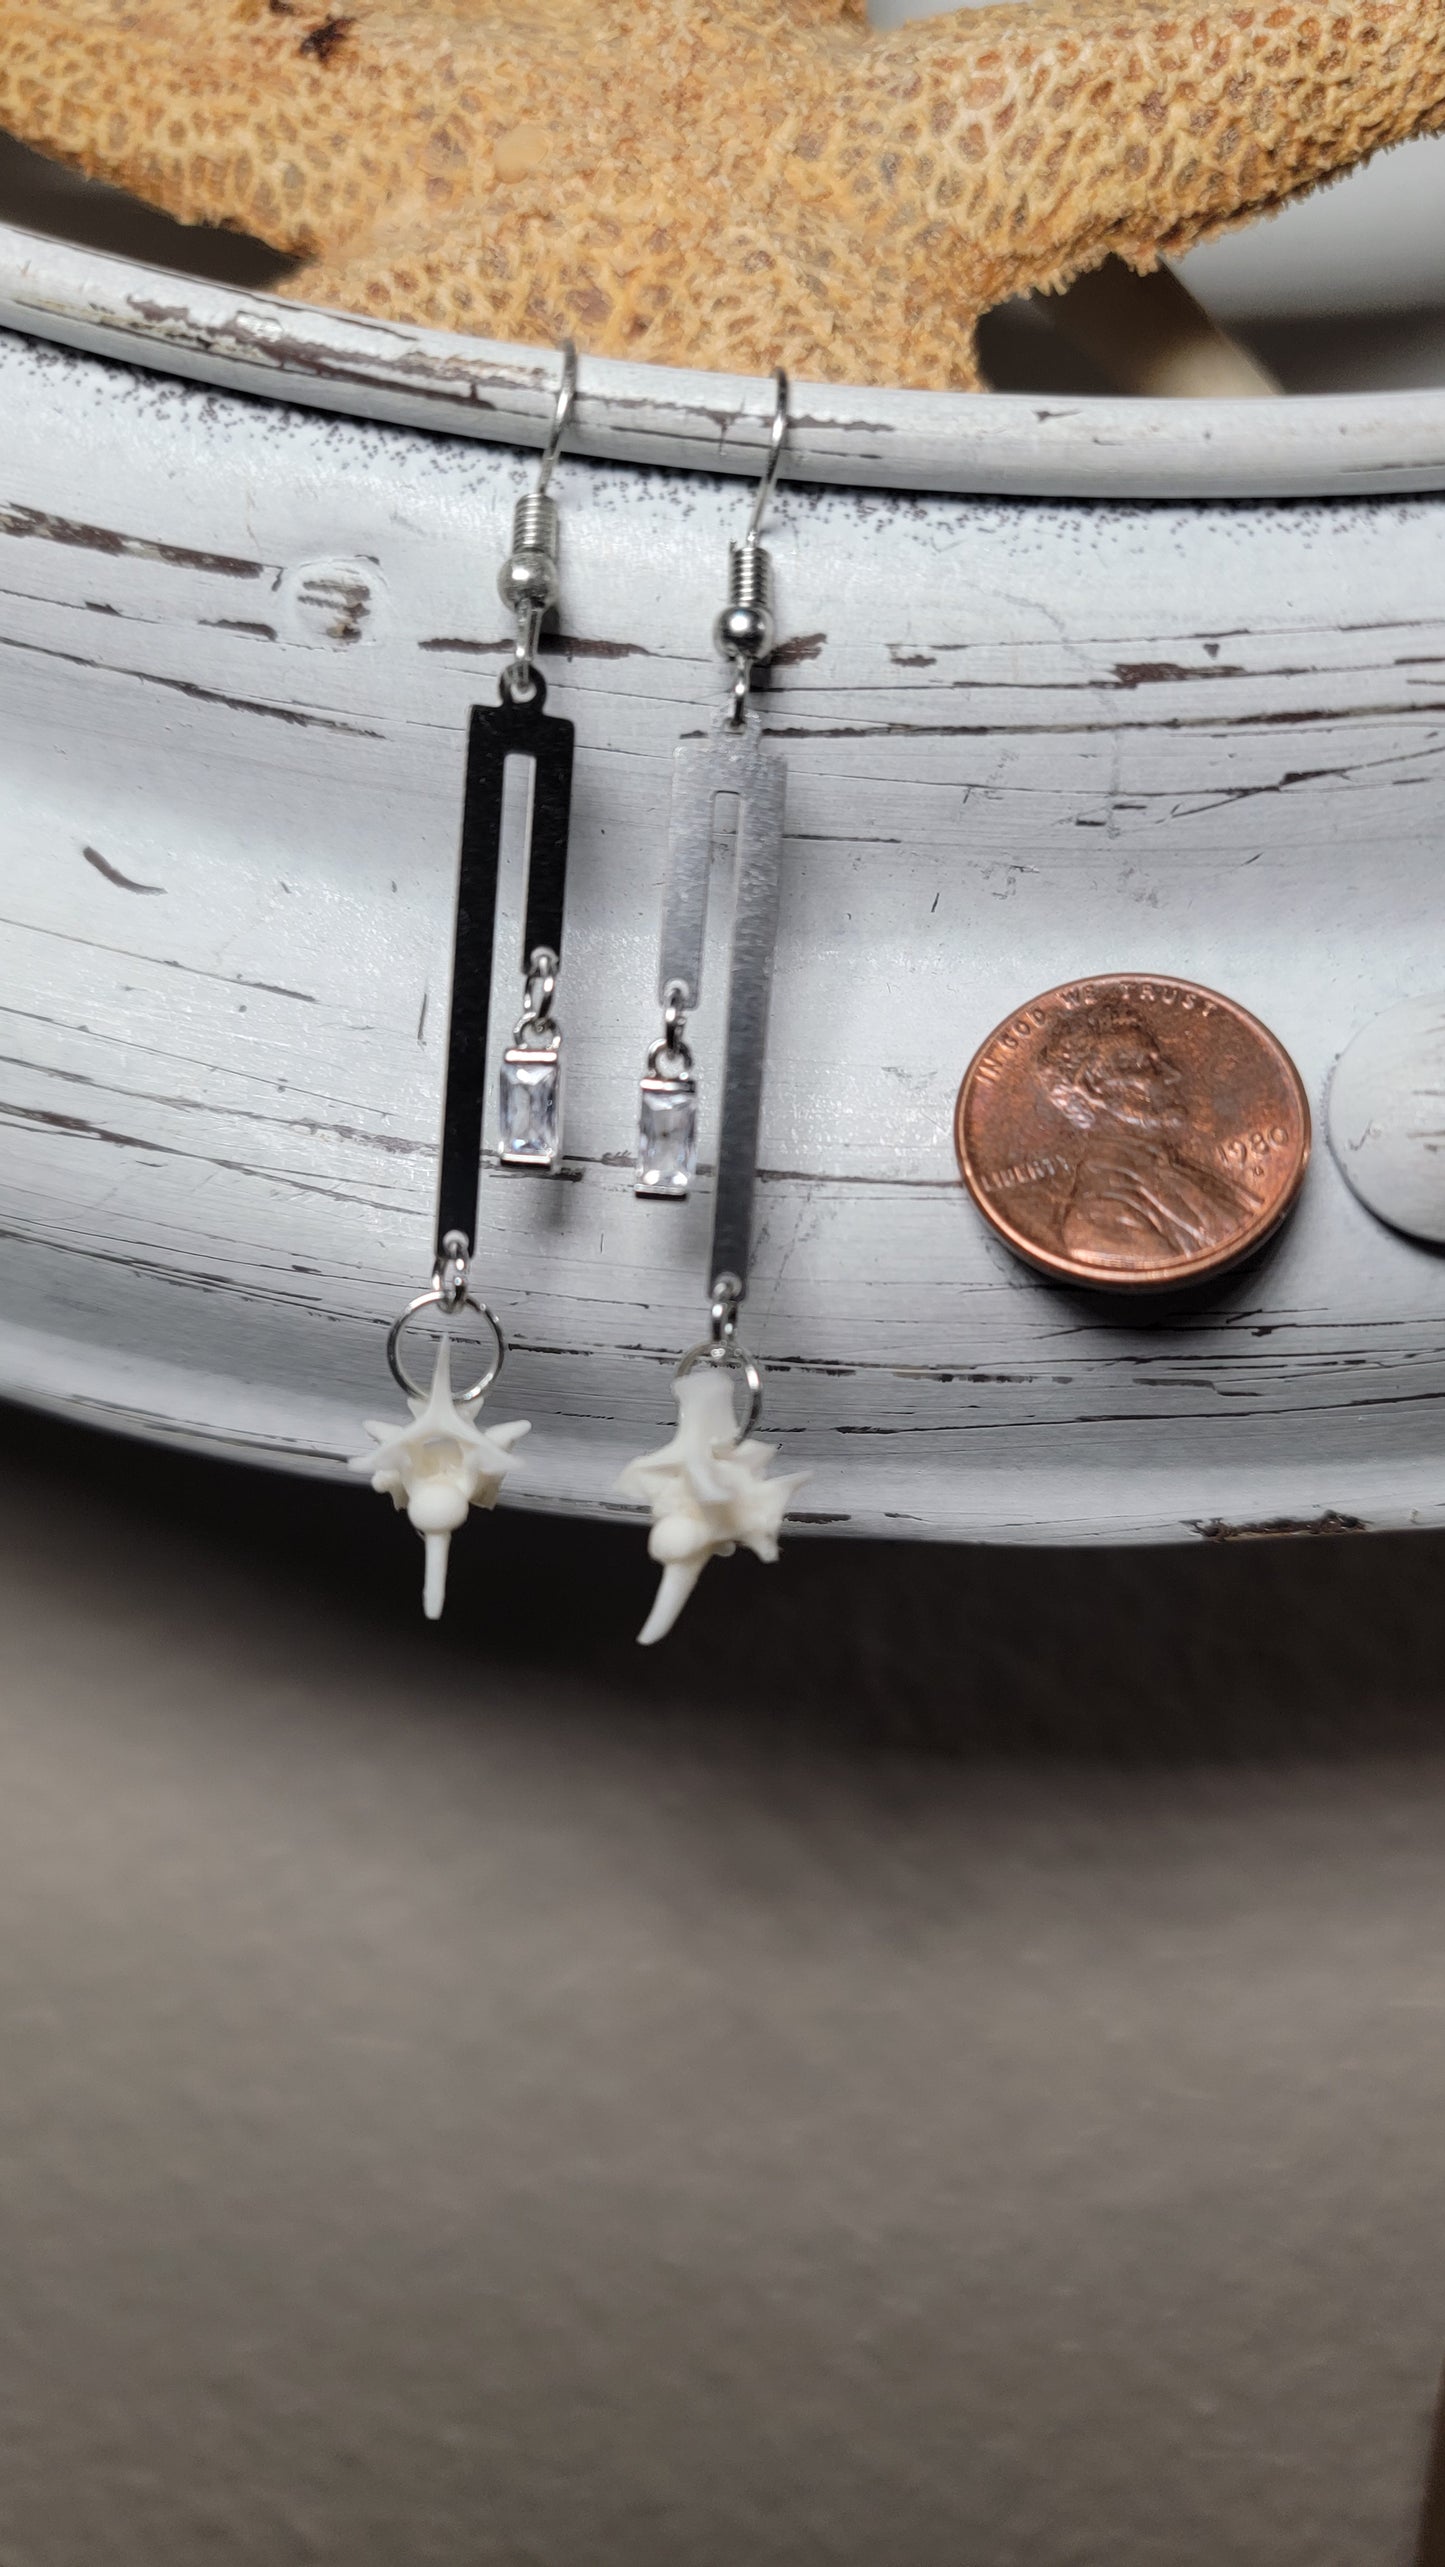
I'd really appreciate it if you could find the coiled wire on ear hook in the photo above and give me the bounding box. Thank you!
[714,368,789,726]
[497,339,577,700]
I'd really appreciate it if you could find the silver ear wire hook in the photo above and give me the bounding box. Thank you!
[714,367,789,727]
[498,339,577,698]
[747,367,789,546]
[536,337,577,497]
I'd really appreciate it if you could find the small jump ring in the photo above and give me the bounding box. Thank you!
[709,1271,743,1342]
[647,1030,693,1077]
[674,1336,763,1444]
[433,1229,470,1313]
[387,1287,507,1404]
[524,948,558,1009]
[504,626,542,700]
[500,657,547,709]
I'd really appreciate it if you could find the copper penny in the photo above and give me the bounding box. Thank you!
[955,974,1310,1290]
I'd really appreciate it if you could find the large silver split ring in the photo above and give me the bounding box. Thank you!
[386,1287,507,1404]
[674,1336,764,1444]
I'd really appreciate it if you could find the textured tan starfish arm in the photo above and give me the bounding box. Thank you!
[0,1,601,259]
[0,0,1442,390]
[849,0,1445,317]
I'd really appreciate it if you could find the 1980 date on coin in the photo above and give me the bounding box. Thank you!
[955,974,1311,1291]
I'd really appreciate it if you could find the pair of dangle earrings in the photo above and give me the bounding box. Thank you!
[352,354,807,1638]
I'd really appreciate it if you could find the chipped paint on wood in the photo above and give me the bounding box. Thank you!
[1193,1513,1370,1543]
[0,325,1444,1541]
[2,225,1445,502]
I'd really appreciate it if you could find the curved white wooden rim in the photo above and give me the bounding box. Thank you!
[3,317,1445,1545]
[2,221,1445,501]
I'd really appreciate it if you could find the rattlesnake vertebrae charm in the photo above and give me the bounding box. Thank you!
[352,1333,529,1620]
[619,1319,809,1646]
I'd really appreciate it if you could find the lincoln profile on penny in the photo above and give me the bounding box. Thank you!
[1037,997,1258,1270]
[957,975,1311,1289]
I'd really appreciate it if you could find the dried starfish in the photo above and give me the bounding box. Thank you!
[3,0,1443,388]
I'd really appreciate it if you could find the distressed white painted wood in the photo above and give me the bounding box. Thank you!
[2,308,1445,1543]
[3,224,1445,501]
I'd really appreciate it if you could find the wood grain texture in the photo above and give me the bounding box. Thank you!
[1,325,1443,1542]
[3,225,1445,501]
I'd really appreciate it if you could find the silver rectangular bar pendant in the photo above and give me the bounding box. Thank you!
[499,1039,562,1169]
[636,707,785,1224]
[709,715,787,1294]
[636,1069,698,1198]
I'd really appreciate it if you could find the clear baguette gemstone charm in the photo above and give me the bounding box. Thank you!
[636,1072,697,1198]
[499,1042,561,1167]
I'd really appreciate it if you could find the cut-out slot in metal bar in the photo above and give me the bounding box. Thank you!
[435,678,575,1254]
[656,732,729,1013]
[655,710,786,1296]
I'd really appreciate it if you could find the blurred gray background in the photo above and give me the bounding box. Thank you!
[3,1395,1445,2567]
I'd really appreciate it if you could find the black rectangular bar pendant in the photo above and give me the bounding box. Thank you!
[434,677,575,1257]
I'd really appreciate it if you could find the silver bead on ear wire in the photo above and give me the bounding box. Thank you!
[495,343,578,1171]
[496,338,574,703]
[634,371,792,1201]
[713,367,788,726]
